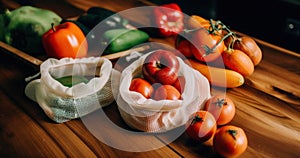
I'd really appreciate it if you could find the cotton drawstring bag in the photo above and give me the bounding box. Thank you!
[25,57,115,123]
[113,50,211,133]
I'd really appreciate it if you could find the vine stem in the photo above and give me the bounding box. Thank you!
[180,19,238,56]
[183,27,207,34]
[203,29,234,57]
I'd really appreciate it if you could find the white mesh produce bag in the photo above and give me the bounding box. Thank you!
[113,50,211,132]
[25,57,115,123]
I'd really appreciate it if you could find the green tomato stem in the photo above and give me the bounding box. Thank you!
[191,114,203,125]
[227,129,237,140]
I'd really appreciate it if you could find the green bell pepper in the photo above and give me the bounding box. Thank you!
[0,6,62,54]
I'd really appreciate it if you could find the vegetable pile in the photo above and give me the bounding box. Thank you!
[185,95,248,157]
[2,4,263,157]
[175,15,262,88]
[130,50,183,101]
[0,6,150,58]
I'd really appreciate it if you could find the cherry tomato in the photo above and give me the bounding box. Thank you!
[151,84,181,100]
[204,94,235,125]
[185,110,217,143]
[213,125,248,158]
[129,78,153,99]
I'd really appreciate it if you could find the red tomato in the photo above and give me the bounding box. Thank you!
[42,22,87,59]
[204,94,235,125]
[185,110,217,143]
[187,15,210,29]
[232,36,262,66]
[222,49,254,76]
[129,78,153,99]
[175,38,194,58]
[151,84,181,100]
[172,76,185,93]
[213,125,248,158]
[191,28,225,62]
[176,16,225,62]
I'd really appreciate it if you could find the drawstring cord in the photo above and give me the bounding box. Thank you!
[25,72,41,82]
[125,51,143,62]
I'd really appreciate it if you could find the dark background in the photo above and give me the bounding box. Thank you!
[150,0,300,53]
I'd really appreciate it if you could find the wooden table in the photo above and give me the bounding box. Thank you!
[0,0,300,157]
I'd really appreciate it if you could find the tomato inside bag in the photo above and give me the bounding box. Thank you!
[112,50,211,132]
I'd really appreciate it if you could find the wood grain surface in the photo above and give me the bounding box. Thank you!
[0,0,299,158]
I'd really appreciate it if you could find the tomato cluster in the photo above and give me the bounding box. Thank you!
[129,50,185,100]
[175,15,262,80]
[185,95,248,158]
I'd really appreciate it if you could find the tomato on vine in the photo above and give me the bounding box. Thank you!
[191,28,225,62]
[176,17,228,62]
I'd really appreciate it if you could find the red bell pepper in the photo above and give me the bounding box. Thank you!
[153,3,184,37]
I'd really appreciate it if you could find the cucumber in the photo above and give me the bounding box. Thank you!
[77,7,128,31]
[103,29,149,54]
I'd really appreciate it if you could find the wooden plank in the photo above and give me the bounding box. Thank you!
[245,60,300,106]
[259,46,300,74]
[0,41,43,66]
[0,55,99,157]
[227,86,300,157]
[0,89,66,157]
[236,31,300,58]
[0,41,150,67]
[66,105,181,157]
